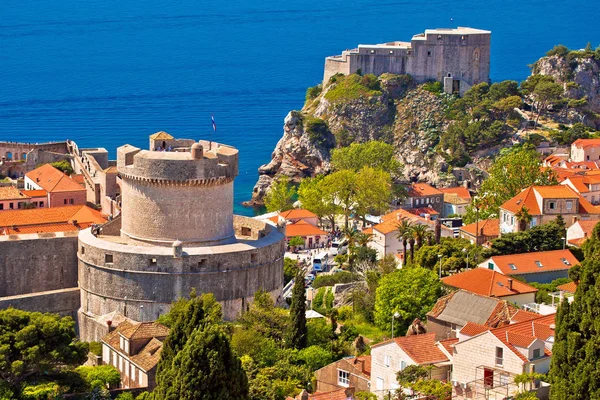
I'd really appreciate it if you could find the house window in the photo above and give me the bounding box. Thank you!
[105,254,113,263]
[427,51,432,56]
[488,262,494,270]
[437,197,440,203]
[376,377,384,391]
[496,347,504,367]
[0,204,3,210]
[251,253,258,264]
[499,374,509,386]
[149,258,157,266]
[40,201,44,207]
[549,202,556,210]
[535,261,543,268]
[64,199,67,205]
[338,370,350,387]
[241,226,251,236]
[533,348,541,359]
[566,201,573,210]
[9,203,13,209]
[400,360,407,370]
[511,216,514,225]
[384,355,391,367]
[561,258,571,266]
[120,336,124,350]
[198,259,207,267]
[508,263,517,270]
[131,365,136,382]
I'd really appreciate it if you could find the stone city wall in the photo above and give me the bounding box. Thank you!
[0,233,79,297]
[0,288,80,318]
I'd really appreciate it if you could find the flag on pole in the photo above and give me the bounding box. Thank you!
[211,114,217,132]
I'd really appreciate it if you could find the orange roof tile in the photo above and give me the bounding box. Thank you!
[373,208,441,235]
[557,281,577,293]
[488,314,555,362]
[285,220,327,237]
[534,185,581,199]
[438,337,458,354]
[408,183,443,197]
[576,220,600,234]
[268,215,279,224]
[501,185,600,215]
[510,309,542,323]
[442,268,538,298]
[405,207,439,216]
[25,164,85,193]
[0,187,28,201]
[149,131,174,140]
[372,333,448,364]
[460,218,499,238]
[0,205,106,234]
[572,138,600,149]
[20,190,47,198]
[563,176,590,193]
[362,227,373,235]
[501,187,541,214]
[439,187,471,200]
[279,209,318,220]
[487,249,578,276]
[459,322,489,337]
[305,388,352,400]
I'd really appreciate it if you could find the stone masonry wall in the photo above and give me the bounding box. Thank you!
[0,233,79,297]
[0,288,80,318]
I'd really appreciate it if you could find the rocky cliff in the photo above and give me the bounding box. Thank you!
[246,74,459,206]
[533,54,600,128]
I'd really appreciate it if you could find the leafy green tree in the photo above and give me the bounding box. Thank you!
[549,123,591,145]
[76,365,121,389]
[50,160,74,175]
[21,382,62,400]
[265,176,296,212]
[289,272,308,350]
[322,170,356,228]
[374,268,441,336]
[354,166,392,219]
[115,393,136,400]
[238,290,289,345]
[463,145,557,222]
[550,223,600,399]
[164,325,249,400]
[331,141,403,177]
[288,236,305,252]
[298,176,338,227]
[532,80,564,127]
[485,219,566,256]
[296,346,333,371]
[0,309,88,395]
[283,258,299,284]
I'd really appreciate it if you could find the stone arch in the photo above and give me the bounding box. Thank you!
[6,152,12,161]
[473,48,480,61]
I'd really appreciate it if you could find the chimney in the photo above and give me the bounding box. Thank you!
[71,219,78,226]
[106,320,115,332]
[508,278,513,291]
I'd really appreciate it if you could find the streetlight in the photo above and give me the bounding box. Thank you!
[391,312,400,338]
[438,254,443,278]
[463,248,469,270]
[561,237,566,250]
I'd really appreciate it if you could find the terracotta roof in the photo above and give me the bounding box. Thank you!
[130,337,163,371]
[268,215,279,224]
[568,237,587,247]
[0,205,106,234]
[372,333,448,364]
[408,183,443,197]
[149,131,174,140]
[572,138,600,149]
[442,268,538,298]
[71,174,85,185]
[119,321,170,340]
[459,322,489,337]
[0,187,28,201]
[354,355,371,376]
[285,220,327,237]
[440,187,471,200]
[575,220,600,235]
[373,208,447,235]
[459,219,499,238]
[362,227,373,235]
[489,314,555,362]
[25,164,85,193]
[501,185,600,215]
[279,209,318,220]
[438,337,459,354]
[405,207,439,216]
[511,309,542,323]
[563,176,590,193]
[20,190,47,198]
[557,281,577,293]
[486,249,578,276]
[303,388,352,400]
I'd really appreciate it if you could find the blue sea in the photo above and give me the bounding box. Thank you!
[1,0,599,215]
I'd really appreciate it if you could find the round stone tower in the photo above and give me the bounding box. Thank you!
[77,137,285,341]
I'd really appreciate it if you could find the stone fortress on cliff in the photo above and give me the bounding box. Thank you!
[77,135,285,340]
[323,27,491,95]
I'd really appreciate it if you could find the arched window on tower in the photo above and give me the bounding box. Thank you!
[6,152,12,161]
[474,50,480,61]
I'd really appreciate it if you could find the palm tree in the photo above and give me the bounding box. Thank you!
[395,219,414,265]
[515,206,532,232]
[355,232,374,248]
[342,226,360,313]
[411,224,431,251]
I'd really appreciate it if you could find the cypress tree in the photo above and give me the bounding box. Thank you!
[550,224,600,399]
[164,325,249,400]
[289,272,308,349]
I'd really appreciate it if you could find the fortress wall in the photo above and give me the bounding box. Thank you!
[0,234,79,297]
[323,57,351,84]
[0,288,80,318]
[120,179,234,243]
[0,142,68,161]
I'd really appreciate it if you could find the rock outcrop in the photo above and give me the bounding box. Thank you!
[534,54,600,128]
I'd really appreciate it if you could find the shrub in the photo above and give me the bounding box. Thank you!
[313,271,352,288]
[325,74,382,103]
[116,393,135,400]
[546,44,570,57]
[304,116,331,147]
[421,80,443,94]
[88,341,102,356]
[305,85,322,101]
[337,305,353,321]
[50,160,73,175]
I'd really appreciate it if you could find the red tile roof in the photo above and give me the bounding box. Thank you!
[372,333,448,364]
[572,138,600,149]
[279,209,318,220]
[408,183,442,197]
[510,309,542,323]
[459,322,489,337]
[405,207,439,216]
[489,314,555,362]
[486,249,579,276]
[438,337,459,354]
[285,220,327,237]
[20,190,47,198]
[557,281,577,293]
[373,208,450,235]
[0,187,28,201]
[0,205,106,235]
[501,185,600,215]
[25,164,85,193]
[460,219,499,238]
[439,187,471,200]
[442,268,538,298]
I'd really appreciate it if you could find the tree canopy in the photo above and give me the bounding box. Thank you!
[374,267,441,336]
[0,309,88,396]
[265,176,296,212]
[330,141,403,176]
[550,223,600,399]
[463,145,557,222]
